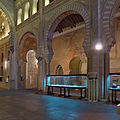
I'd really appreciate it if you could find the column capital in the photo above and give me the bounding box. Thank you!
[36,56,43,62]
[104,43,114,54]
[44,54,53,63]
[88,72,98,79]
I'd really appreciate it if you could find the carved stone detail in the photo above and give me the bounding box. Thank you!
[88,72,98,79]
[103,0,119,47]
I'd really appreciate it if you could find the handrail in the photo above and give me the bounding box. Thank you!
[47,74,87,77]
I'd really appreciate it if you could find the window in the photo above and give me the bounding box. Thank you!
[55,65,64,75]
[24,2,30,20]
[69,57,82,74]
[45,0,49,6]
[17,8,22,25]
[32,0,39,15]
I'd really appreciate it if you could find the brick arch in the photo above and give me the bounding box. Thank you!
[44,2,90,58]
[18,29,39,45]
[103,0,120,48]
[18,32,37,61]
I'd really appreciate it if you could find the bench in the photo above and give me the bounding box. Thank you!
[109,87,120,103]
[47,84,87,99]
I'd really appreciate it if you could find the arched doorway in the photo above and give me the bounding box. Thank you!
[69,57,82,75]
[55,65,64,75]
[42,3,90,92]
[26,50,38,88]
[18,32,37,89]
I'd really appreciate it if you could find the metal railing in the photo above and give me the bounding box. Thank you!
[46,74,87,87]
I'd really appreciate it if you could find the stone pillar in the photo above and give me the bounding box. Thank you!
[45,54,53,75]
[87,50,104,101]
[23,60,27,88]
[103,46,111,100]
[87,0,105,101]
[88,72,98,101]
[37,56,45,91]
[37,53,52,92]
[36,0,45,92]
[9,30,19,89]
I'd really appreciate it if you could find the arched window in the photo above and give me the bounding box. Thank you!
[55,65,64,75]
[69,57,82,74]
[24,2,30,20]
[32,0,39,15]
[45,0,49,6]
[45,0,53,6]
[17,8,22,25]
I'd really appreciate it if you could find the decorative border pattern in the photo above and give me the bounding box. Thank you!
[103,0,120,47]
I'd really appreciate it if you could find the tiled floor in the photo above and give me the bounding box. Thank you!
[0,90,119,120]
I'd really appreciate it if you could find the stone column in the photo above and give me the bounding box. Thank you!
[37,56,45,91]
[87,49,104,101]
[88,72,98,101]
[37,54,52,92]
[103,46,111,100]
[22,60,27,88]
[36,0,45,92]
[87,0,105,101]
[9,30,19,89]
[45,54,53,75]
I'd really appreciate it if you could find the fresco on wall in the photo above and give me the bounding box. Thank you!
[50,28,87,75]
[110,21,120,73]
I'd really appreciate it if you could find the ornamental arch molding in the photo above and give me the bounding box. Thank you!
[0,1,15,47]
[103,0,120,48]
[0,1,15,31]
[18,32,37,62]
[18,29,39,45]
[44,2,90,58]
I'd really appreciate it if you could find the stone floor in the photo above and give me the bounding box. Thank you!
[0,90,119,120]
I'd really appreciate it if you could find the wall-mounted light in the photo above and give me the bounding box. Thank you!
[95,43,103,50]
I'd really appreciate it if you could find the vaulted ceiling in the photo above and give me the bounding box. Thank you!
[55,14,84,33]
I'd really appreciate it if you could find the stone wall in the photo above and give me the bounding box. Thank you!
[110,22,120,73]
[51,19,120,75]
[50,27,87,75]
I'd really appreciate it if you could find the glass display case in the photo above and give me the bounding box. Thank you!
[109,73,120,88]
[46,74,87,87]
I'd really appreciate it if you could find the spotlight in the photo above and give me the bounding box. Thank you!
[95,43,103,50]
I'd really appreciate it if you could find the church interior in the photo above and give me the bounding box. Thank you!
[0,0,120,119]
